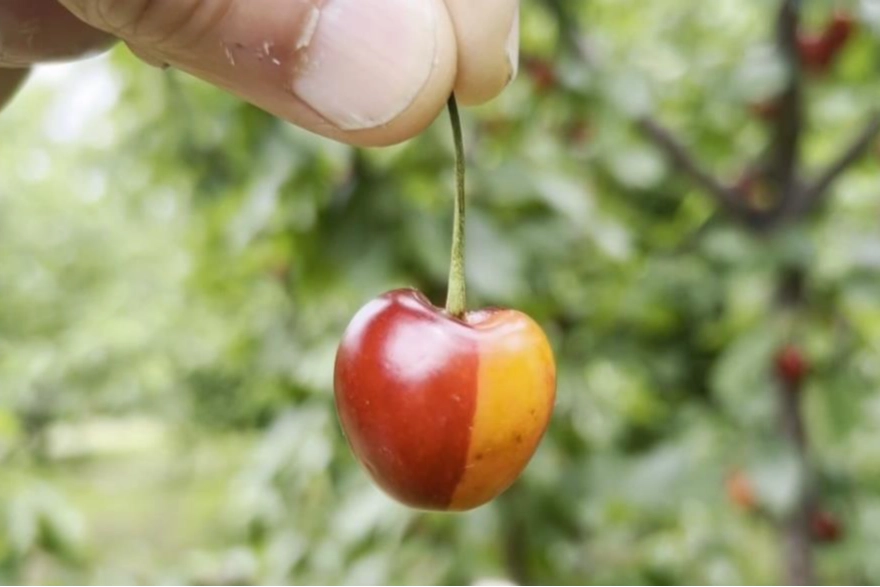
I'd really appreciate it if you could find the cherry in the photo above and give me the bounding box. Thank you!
[797,10,857,75]
[774,344,809,388]
[825,12,856,52]
[811,509,843,543]
[334,97,557,511]
[335,289,556,510]
[749,98,782,122]
[523,57,558,93]
[798,35,834,74]
[726,469,758,512]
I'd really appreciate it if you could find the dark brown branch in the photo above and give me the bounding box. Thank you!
[799,114,880,214]
[768,4,815,583]
[637,117,747,218]
[778,367,816,587]
[775,266,815,587]
[769,0,805,204]
[779,383,815,587]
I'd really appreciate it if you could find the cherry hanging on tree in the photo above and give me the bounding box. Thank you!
[775,344,810,389]
[810,509,844,543]
[797,9,857,75]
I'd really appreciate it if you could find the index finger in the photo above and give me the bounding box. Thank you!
[445,0,519,106]
[0,0,114,66]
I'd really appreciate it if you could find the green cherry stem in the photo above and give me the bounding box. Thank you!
[445,94,468,318]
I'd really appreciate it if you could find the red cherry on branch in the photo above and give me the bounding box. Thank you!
[334,289,556,510]
[825,12,855,51]
[798,35,834,74]
[811,510,844,543]
[774,344,809,388]
[523,57,559,92]
[797,10,857,75]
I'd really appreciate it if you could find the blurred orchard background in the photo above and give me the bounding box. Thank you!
[3,0,880,584]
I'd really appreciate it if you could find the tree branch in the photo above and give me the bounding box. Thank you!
[766,4,814,581]
[775,267,816,587]
[799,114,880,214]
[637,117,748,219]
[769,0,805,204]
[779,383,815,587]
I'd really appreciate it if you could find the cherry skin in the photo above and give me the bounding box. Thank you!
[798,34,834,74]
[797,11,857,75]
[811,509,843,543]
[825,12,855,52]
[334,289,556,511]
[523,57,558,93]
[774,344,809,388]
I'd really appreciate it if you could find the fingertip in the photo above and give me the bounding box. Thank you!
[289,0,457,144]
[445,0,519,106]
[0,68,30,113]
[331,0,458,147]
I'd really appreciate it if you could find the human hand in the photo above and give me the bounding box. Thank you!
[0,0,519,146]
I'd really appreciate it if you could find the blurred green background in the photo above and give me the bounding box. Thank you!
[3,0,880,584]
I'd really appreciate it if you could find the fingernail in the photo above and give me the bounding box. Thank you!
[292,0,438,131]
[505,7,520,83]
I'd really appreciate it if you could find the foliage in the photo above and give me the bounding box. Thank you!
[2,0,880,584]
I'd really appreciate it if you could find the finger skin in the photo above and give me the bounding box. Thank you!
[56,0,458,147]
[0,0,115,66]
[0,67,29,112]
[443,0,519,106]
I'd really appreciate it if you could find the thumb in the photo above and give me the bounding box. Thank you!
[56,0,458,147]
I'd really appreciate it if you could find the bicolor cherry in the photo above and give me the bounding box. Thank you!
[335,289,555,510]
[334,96,557,511]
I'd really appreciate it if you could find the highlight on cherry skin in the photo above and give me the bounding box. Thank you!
[333,288,557,511]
